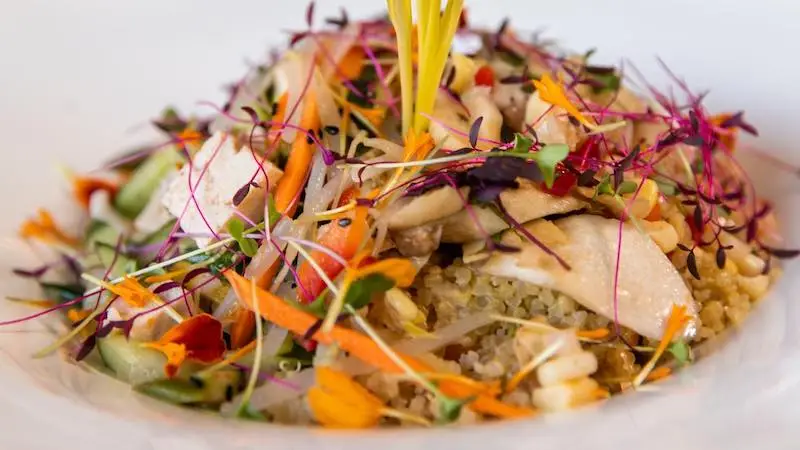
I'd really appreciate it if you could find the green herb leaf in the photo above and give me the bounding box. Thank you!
[343,274,395,310]
[596,174,614,196]
[511,133,533,154]
[589,71,621,94]
[668,339,691,366]
[267,194,281,227]
[654,179,678,196]
[227,219,258,258]
[437,397,470,424]
[531,144,569,188]
[616,180,638,195]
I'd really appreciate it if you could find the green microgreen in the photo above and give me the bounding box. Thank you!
[227,219,258,258]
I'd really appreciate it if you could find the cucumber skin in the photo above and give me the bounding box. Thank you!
[114,148,182,219]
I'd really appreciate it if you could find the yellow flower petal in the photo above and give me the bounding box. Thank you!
[308,367,384,428]
[144,342,187,378]
[532,74,595,129]
[352,258,416,287]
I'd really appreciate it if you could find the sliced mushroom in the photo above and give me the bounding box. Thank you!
[386,186,464,231]
[479,215,697,339]
[391,223,443,257]
[429,87,502,151]
[439,181,585,243]
[524,91,583,150]
[492,82,530,131]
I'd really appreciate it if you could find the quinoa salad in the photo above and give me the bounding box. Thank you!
[7,0,796,428]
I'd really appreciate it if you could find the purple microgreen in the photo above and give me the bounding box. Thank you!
[676,243,692,252]
[746,220,758,243]
[688,110,700,133]
[693,207,704,233]
[325,7,348,28]
[305,1,316,27]
[720,111,758,136]
[153,281,181,294]
[182,268,212,286]
[683,134,705,147]
[12,265,50,279]
[617,144,641,171]
[715,246,727,269]
[577,169,599,188]
[468,116,483,149]
[686,251,701,280]
[355,197,375,207]
[232,183,251,207]
[760,246,800,259]
[75,334,97,361]
[487,240,521,253]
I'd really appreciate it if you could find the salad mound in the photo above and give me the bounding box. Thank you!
[8,0,796,428]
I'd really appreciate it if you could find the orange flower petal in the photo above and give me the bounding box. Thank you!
[532,74,595,129]
[351,258,416,287]
[19,209,79,247]
[308,386,382,428]
[308,367,384,428]
[159,314,226,364]
[144,342,187,378]
[73,176,118,209]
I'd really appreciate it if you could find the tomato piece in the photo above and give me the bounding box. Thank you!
[296,220,351,303]
[474,65,495,87]
[541,170,576,197]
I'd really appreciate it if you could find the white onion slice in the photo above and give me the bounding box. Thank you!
[363,138,404,159]
[243,368,316,412]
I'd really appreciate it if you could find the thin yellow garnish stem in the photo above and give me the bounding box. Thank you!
[235,277,264,416]
[633,304,690,387]
[387,0,413,136]
[505,337,564,393]
[379,407,432,427]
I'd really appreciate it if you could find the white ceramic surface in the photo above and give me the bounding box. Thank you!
[1,1,799,449]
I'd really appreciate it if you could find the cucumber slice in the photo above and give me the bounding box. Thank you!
[137,370,241,406]
[85,220,137,278]
[114,147,182,219]
[97,334,169,385]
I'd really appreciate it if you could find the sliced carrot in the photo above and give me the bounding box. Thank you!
[645,201,662,221]
[269,92,289,134]
[295,188,368,302]
[296,220,351,302]
[224,271,534,419]
[273,91,320,217]
[336,46,365,81]
[230,307,256,349]
[230,91,317,343]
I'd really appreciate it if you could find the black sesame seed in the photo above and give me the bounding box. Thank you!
[337,218,352,227]
[324,125,340,135]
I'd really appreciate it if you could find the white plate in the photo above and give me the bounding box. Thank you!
[1,1,799,449]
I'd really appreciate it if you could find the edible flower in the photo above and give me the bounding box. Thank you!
[709,113,737,152]
[100,276,158,308]
[308,366,430,428]
[72,175,119,209]
[19,209,79,248]
[144,314,226,378]
[633,304,691,386]
[532,73,596,129]
[175,126,204,152]
[321,251,416,332]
